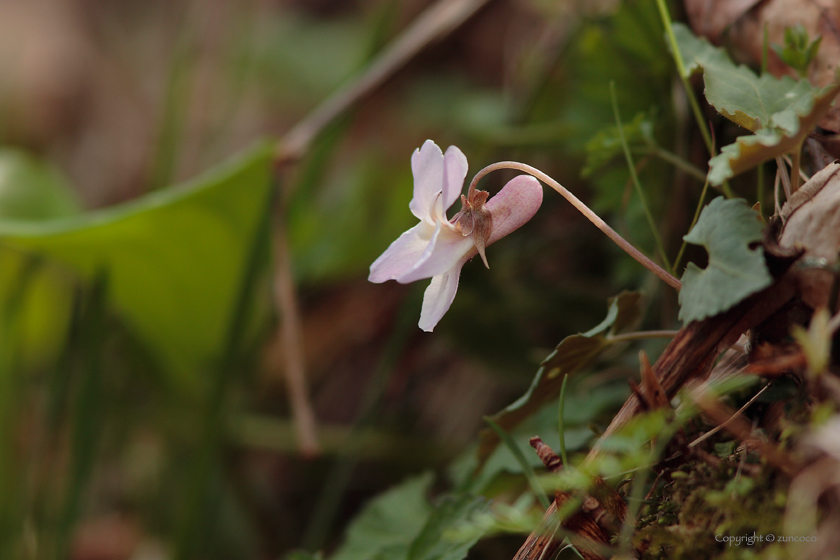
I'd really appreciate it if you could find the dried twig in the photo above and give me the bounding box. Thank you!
[276,0,491,166]
[688,383,770,448]
[690,384,797,475]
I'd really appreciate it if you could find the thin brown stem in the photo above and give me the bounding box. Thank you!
[468,162,682,291]
[273,225,320,457]
[608,330,680,343]
[276,0,490,167]
[791,143,802,192]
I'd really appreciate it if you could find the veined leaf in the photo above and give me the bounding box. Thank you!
[675,23,816,132]
[0,142,274,382]
[673,23,840,184]
[708,80,840,184]
[476,291,642,466]
[678,197,772,323]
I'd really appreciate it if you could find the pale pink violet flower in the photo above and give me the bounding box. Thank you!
[368,140,542,331]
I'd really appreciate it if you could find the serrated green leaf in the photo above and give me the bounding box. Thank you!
[0,142,274,382]
[678,197,772,323]
[407,494,489,560]
[673,23,840,184]
[708,80,840,184]
[331,473,435,560]
[475,292,642,467]
[674,23,817,133]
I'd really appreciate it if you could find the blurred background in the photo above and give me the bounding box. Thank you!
[0,0,708,558]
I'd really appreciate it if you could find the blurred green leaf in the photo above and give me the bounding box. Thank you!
[476,291,642,467]
[0,150,80,220]
[407,494,489,560]
[255,15,369,104]
[0,142,274,381]
[583,112,655,178]
[287,552,323,560]
[772,23,822,78]
[0,150,82,367]
[678,197,771,323]
[331,473,434,560]
[451,383,627,495]
[290,149,415,283]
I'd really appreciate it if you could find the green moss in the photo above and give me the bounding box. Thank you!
[635,454,794,560]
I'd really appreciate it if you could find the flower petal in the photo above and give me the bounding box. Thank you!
[368,221,435,283]
[418,259,467,332]
[396,226,474,284]
[409,140,445,223]
[441,145,468,215]
[485,175,543,245]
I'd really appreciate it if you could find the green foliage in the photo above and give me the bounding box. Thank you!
[0,152,79,367]
[452,382,628,495]
[330,474,435,560]
[772,23,822,78]
[542,1,676,283]
[583,112,655,178]
[678,197,771,323]
[0,142,274,381]
[0,150,80,220]
[406,494,488,560]
[673,23,840,184]
[484,417,551,509]
[329,473,489,560]
[476,291,642,466]
[708,80,840,185]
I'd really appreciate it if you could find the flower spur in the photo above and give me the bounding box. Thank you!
[368,140,542,331]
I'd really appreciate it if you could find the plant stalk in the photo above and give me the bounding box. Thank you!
[468,163,682,290]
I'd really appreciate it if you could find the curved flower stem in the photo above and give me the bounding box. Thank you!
[468,162,682,291]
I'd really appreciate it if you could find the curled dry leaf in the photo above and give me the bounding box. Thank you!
[779,162,840,309]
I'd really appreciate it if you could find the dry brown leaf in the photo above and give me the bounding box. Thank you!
[779,162,840,309]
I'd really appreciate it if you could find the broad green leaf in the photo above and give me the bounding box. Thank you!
[0,150,80,221]
[0,150,82,367]
[673,23,840,184]
[0,142,274,381]
[475,292,642,466]
[678,197,771,323]
[331,473,434,560]
[407,494,489,560]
